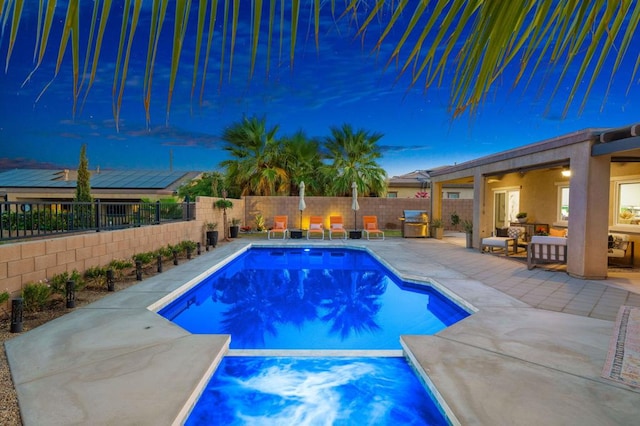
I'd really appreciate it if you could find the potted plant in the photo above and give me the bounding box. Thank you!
[430,218,444,239]
[204,222,218,248]
[516,212,528,223]
[461,219,473,248]
[229,218,241,238]
[215,198,233,241]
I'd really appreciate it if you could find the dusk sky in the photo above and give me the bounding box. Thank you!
[1,2,638,178]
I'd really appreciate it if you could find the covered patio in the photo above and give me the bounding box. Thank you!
[429,123,640,280]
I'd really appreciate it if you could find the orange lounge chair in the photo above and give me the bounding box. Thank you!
[329,216,347,240]
[363,216,384,240]
[268,215,288,240]
[307,216,325,240]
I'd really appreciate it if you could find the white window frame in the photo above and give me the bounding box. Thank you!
[555,183,569,227]
[613,176,640,229]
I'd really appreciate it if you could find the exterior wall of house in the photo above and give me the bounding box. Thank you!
[387,186,474,199]
[429,129,624,279]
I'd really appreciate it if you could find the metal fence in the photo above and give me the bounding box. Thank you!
[0,199,195,241]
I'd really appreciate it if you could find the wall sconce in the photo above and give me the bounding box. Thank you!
[561,167,571,177]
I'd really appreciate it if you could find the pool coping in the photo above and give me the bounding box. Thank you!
[5,238,640,425]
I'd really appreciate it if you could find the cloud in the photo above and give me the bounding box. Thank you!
[0,157,63,170]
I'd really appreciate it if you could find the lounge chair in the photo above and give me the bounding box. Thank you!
[480,226,525,256]
[527,235,567,270]
[363,216,384,240]
[307,216,325,240]
[608,233,635,268]
[329,216,348,240]
[267,215,288,240]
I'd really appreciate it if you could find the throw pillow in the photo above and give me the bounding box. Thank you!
[331,224,343,230]
[367,223,376,230]
[275,221,284,229]
[549,228,566,237]
[507,227,522,239]
[310,223,321,230]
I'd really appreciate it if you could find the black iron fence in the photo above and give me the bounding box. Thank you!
[0,199,195,241]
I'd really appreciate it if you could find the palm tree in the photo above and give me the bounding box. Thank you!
[323,124,387,197]
[2,2,634,125]
[279,130,327,196]
[220,116,288,196]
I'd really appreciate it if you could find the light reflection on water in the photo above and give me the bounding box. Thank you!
[186,357,448,425]
[160,248,469,350]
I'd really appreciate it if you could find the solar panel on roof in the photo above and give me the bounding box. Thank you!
[0,169,189,189]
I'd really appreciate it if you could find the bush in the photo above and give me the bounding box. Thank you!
[132,252,155,266]
[0,290,9,305]
[50,270,85,295]
[22,282,52,312]
[84,266,107,287]
[108,259,134,281]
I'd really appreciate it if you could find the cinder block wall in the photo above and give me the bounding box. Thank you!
[442,199,474,230]
[244,196,431,230]
[1,196,472,305]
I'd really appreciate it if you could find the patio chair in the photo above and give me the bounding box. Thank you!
[608,233,635,268]
[267,215,288,240]
[480,226,525,256]
[363,216,384,240]
[329,216,347,240]
[527,235,567,270]
[307,216,325,240]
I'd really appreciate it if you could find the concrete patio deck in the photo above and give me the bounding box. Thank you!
[5,234,640,425]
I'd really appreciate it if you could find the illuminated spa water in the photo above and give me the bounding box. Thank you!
[185,357,448,425]
[159,247,469,349]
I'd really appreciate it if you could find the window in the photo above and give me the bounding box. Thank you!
[617,181,640,225]
[446,192,460,199]
[387,192,398,198]
[558,186,569,223]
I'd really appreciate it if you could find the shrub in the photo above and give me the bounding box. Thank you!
[22,282,52,312]
[156,245,174,260]
[50,270,85,295]
[132,252,155,266]
[0,290,9,305]
[84,266,107,287]
[108,259,134,281]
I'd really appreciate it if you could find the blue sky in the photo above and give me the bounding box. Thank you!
[1,2,638,178]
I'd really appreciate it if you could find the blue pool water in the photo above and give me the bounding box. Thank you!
[186,357,448,426]
[159,247,469,349]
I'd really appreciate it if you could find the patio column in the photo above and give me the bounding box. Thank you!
[431,181,443,225]
[566,149,610,279]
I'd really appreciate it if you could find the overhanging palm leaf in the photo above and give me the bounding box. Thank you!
[1,1,638,123]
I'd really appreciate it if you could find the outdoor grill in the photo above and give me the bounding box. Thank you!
[401,210,430,238]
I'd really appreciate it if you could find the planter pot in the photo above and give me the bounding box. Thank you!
[465,232,473,248]
[517,218,527,223]
[349,230,362,239]
[229,226,239,238]
[206,230,218,248]
[431,227,444,239]
[290,230,303,239]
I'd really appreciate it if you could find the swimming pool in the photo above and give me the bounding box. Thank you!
[157,246,469,424]
[159,247,470,349]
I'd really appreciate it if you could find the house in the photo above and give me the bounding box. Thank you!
[387,169,473,199]
[0,169,200,203]
[428,123,640,279]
